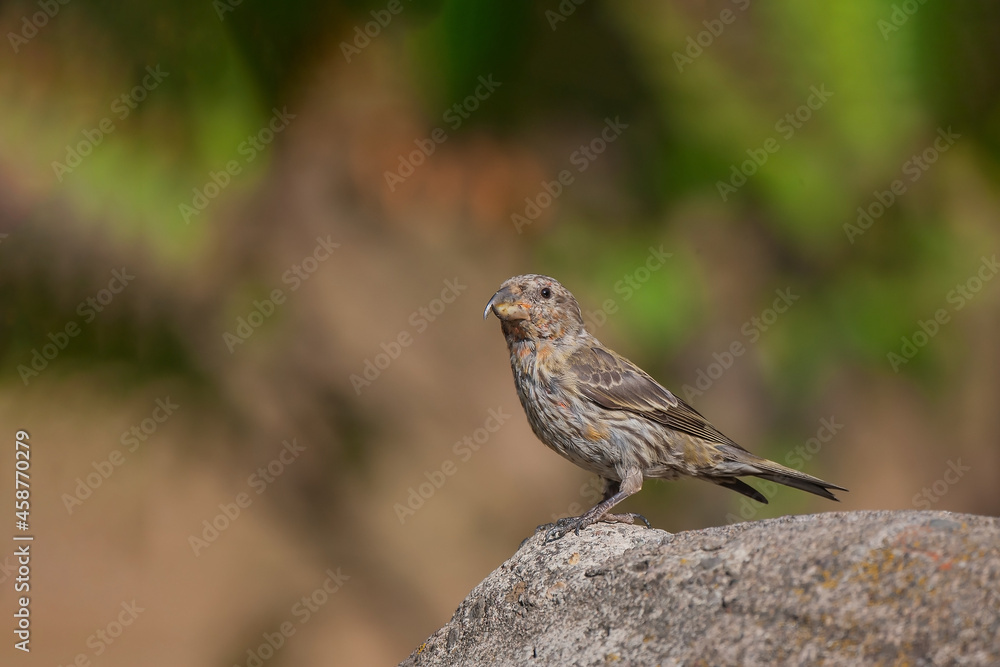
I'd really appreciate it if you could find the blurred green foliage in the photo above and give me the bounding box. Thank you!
[3,0,999,405]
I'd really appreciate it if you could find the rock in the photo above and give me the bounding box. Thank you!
[400,510,1000,666]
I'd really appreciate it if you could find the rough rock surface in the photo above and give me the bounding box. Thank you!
[400,511,1000,666]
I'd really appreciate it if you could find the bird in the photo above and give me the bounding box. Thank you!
[483,273,847,542]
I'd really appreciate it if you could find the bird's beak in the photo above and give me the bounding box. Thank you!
[483,287,530,322]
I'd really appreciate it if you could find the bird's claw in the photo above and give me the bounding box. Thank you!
[605,512,652,529]
[542,515,591,543]
[538,512,651,543]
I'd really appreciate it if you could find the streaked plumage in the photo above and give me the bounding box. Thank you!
[484,274,846,541]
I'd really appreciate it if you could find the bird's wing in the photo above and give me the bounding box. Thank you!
[567,343,847,501]
[567,344,742,448]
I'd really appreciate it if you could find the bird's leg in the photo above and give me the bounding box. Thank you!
[599,476,651,528]
[544,469,648,543]
[534,477,611,536]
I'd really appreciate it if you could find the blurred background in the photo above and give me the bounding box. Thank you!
[1,0,999,664]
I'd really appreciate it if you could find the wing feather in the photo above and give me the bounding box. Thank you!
[567,343,848,501]
[568,344,743,449]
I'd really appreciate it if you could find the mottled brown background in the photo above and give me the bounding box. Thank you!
[1,1,998,665]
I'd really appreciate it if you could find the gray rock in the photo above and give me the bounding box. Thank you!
[400,511,1000,666]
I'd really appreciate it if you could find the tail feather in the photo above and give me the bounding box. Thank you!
[714,444,848,503]
[750,471,845,502]
[712,477,769,503]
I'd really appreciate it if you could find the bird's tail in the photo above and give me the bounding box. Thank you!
[713,444,847,503]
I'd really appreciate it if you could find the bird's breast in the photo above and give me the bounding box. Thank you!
[507,343,595,453]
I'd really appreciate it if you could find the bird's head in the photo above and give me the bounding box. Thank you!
[483,274,586,342]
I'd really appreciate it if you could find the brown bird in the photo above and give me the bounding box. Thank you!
[484,274,846,541]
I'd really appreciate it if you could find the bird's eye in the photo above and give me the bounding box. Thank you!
[540,287,552,299]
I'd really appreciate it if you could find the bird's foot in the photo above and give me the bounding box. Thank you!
[603,512,652,528]
[538,512,651,543]
[541,515,594,543]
